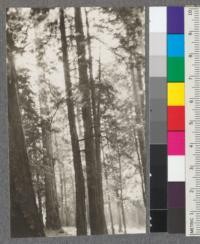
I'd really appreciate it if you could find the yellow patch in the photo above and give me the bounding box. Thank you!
[168,83,184,106]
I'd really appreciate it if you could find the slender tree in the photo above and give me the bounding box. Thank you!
[113,188,122,233]
[35,169,44,224]
[59,8,87,235]
[129,54,146,206]
[32,12,62,228]
[100,8,146,207]
[74,7,106,234]
[85,12,107,231]
[116,143,127,234]
[39,87,61,230]
[102,148,115,234]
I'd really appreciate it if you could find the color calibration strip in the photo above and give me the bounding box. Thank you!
[149,7,167,232]
[185,7,200,236]
[150,6,200,235]
[167,6,185,233]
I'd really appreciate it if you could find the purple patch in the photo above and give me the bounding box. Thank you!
[168,182,185,208]
[167,7,184,34]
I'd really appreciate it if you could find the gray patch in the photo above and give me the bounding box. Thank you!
[150,33,166,56]
[150,99,167,122]
[150,121,167,144]
[149,56,166,77]
[149,77,167,100]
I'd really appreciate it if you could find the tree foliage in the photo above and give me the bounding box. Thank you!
[7,7,146,237]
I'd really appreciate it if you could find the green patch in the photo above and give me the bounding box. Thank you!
[167,57,184,82]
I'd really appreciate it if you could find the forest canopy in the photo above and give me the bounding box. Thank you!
[7,7,146,237]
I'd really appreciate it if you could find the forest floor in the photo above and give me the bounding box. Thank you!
[45,227,76,237]
[45,226,145,237]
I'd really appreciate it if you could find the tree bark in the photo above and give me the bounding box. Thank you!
[108,195,115,234]
[133,129,146,209]
[96,55,108,233]
[115,190,122,233]
[76,104,83,138]
[36,171,44,225]
[57,160,65,225]
[102,149,115,234]
[116,145,127,234]
[33,20,61,230]
[135,61,146,204]
[62,170,69,226]
[71,174,76,226]
[59,8,87,235]
[129,54,146,207]
[74,7,106,234]
[7,41,45,237]
[85,11,107,232]
[40,108,61,230]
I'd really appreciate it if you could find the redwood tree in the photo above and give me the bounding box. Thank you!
[7,28,45,238]
[74,7,107,234]
[59,8,87,235]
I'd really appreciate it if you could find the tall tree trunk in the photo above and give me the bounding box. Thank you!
[37,73,61,231]
[107,195,115,234]
[7,40,45,237]
[135,61,146,204]
[136,62,145,116]
[62,170,69,226]
[36,171,44,225]
[59,8,87,235]
[121,197,126,234]
[40,110,61,230]
[33,20,61,230]
[85,8,107,233]
[102,148,115,234]
[115,190,122,233]
[71,174,76,226]
[85,10,107,231]
[74,7,106,234]
[96,55,107,233]
[129,54,146,207]
[85,8,96,123]
[58,161,64,225]
[85,9,106,228]
[116,145,127,234]
[76,104,83,138]
[133,129,146,209]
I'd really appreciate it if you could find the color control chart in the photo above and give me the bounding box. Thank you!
[150,6,200,235]
[167,6,185,234]
[150,7,167,232]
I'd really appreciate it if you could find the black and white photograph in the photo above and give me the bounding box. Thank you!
[7,7,146,238]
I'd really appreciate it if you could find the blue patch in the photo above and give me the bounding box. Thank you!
[167,34,184,57]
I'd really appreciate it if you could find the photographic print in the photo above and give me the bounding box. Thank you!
[7,7,146,238]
